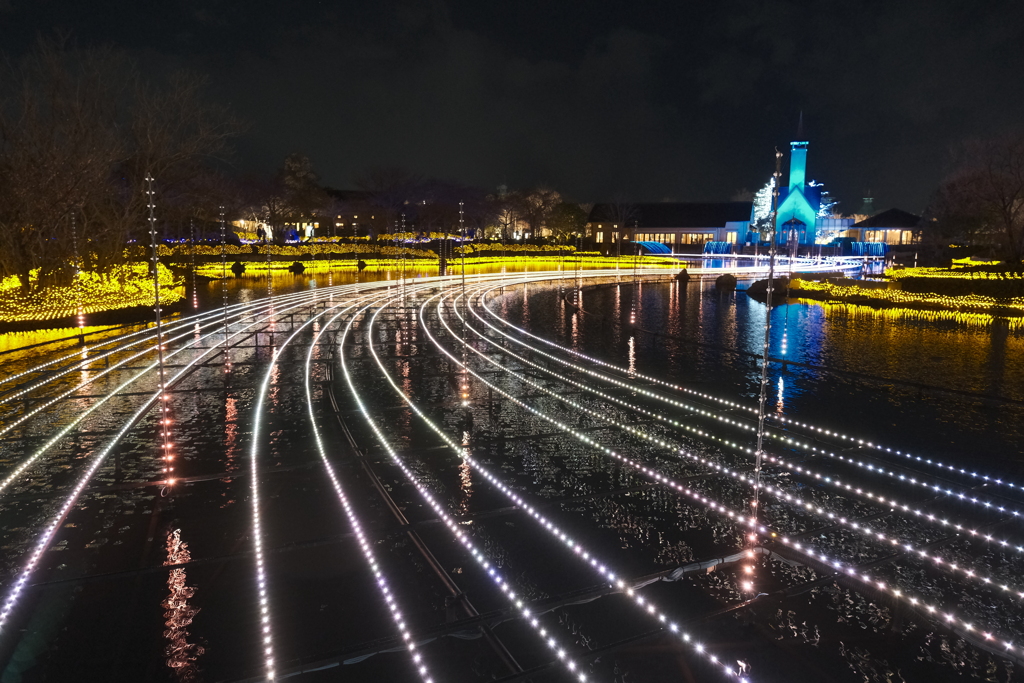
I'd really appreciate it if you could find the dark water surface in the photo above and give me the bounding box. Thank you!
[1,266,1022,682]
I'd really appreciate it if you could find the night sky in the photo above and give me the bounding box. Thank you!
[2,0,1022,213]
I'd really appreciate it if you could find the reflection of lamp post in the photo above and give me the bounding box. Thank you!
[745,148,783,596]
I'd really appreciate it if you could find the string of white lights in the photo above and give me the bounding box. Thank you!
[339,296,604,683]
[247,293,361,682]
[0,303,250,407]
[304,297,439,682]
[467,283,1024,546]
[440,289,1024,604]
[242,278,449,681]
[0,300,300,640]
[447,286,1024,579]
[0,308,268,441]
[420,288,1024,657]
[0,295,324,497]
[0,284,344,410]
[367,290,754,681]
[475,281,1024,503]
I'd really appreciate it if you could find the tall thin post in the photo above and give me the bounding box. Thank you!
[400,212,407,295]
[459,202,466,305]
[147,175,175,487]
[189,217,198,310]
[751,149,783,546]
[219,206,231,372]
[265,209,274,345]
[71,210,85,344]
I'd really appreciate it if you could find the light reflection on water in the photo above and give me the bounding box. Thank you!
[4,266,1024,681]
[162,528,203,681]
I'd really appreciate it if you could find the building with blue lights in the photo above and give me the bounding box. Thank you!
[774,140,827,244]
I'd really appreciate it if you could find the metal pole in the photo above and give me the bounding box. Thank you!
[459,202,466,305]
[265,209,274,346]
[146,175,175,488]
[189,217,198,310]
[752,149,784,535]
[71,210,85,344]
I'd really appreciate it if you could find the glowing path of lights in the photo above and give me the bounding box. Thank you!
[0,271,591,669]
[304,295,439,682]
[439,291,1024,601]
[0,294,323,497]
[0,305,272,441]
[419,285,1024,661]
[0,285,320,406]
[247,296,351,682]
[3,262,1016,679]
[443,287,1024,600]
[476,281,1024,507]
[340,297,603,683]
[0,300,298,637]
[468,283,1024,553]
[244,279,444,682]
[363,291,753,681]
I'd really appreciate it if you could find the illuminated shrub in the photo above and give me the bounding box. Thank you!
[0,263,184,323]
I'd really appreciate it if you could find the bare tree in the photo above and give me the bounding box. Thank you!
[492,189,527,240]
[0,36,242,290]
[520,188,561,238]
[931,135,1024,262]
[0,37,124,291]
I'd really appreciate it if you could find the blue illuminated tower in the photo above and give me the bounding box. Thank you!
[774,117,820,244]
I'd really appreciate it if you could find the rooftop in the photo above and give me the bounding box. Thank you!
[589,202,752,229]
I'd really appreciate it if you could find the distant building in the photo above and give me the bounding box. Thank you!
[587,202,753,254]
[848,208,921,245]
[765,137,854,245]
[323,189,382,237]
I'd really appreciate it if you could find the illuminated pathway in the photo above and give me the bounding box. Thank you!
[0,261,1021,682]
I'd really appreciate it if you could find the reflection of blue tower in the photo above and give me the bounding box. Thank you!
[775,138,820,244]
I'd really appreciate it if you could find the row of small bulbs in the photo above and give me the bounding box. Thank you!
[403,291,752,680]
[228,273,563,680]
[477,282,1024,507]
[433,291,1024,658]
[443,288,1024,608]
[0,294,329,498]
[306,301,437,682]
[339,300,597,683]
[0,272,574,669]
[244,286,403,682]
[0,303,290,645]
[469,284,1024,555]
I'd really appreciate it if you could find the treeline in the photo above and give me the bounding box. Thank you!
[0,36,241,293]
[260,165,590,245]
[924,134,1024,264]
[0,37,593,296]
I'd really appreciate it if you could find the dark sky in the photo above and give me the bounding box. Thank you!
[2,0,1023,213]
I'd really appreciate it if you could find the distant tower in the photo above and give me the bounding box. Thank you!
[774,114,819,244]
[859,192,875,217]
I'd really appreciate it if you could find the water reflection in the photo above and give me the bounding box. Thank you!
[627,336,636,377]
[457,435,473,516]
[162,528,204,681]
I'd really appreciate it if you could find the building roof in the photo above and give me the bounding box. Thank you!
[853,208,921,229]
[589,202,752,229]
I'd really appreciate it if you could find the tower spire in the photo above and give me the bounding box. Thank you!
[796,110,805,140]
